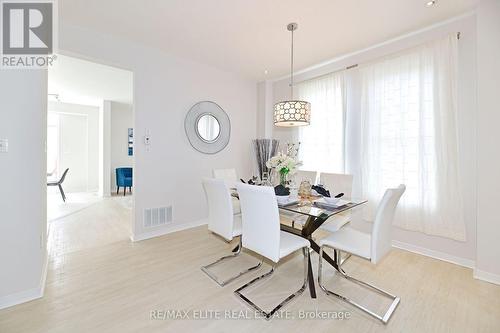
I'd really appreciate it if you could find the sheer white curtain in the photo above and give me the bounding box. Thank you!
[360,35,465,241]
[296,72,345,173]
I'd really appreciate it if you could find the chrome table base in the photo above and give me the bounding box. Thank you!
[201,236,262,287]
[234,248,310,320]
[318,248,400,324]
[280,220,338,299]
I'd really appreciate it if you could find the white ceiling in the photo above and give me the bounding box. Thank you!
[60,0,478,81]
[48,54,133,106]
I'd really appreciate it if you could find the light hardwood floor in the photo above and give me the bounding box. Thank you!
[1,198,499,332]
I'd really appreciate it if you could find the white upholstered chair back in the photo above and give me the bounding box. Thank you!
[213,168,238,188]
[371,184,406,264]
[319,173,354,198]
[295,170,318,185]
[236,183,281,263]
[202,178,234,241]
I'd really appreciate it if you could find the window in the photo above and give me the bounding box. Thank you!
[292,35,465,241]
[296,72,345,173]
[360,35,465,241]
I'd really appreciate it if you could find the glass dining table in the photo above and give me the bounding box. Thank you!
[278,198,367,298]
[231,189,367,299]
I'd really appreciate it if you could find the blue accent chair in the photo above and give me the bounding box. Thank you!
[116,167,133,196]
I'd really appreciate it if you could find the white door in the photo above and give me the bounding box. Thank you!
[59,113,88,192]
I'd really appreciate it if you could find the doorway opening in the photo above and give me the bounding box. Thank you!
[47,54,134,249]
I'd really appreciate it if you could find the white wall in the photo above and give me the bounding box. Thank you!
[48,101,100,192]
[265,14,478,265]
[110,102,134,193]
[475,0,500,283]
[256,81,274,139]
[0,70,48,308]
[59,24,257,240]
[98,100,112,197]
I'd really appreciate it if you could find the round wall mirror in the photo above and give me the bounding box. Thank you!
[185,101,230,154]
[196,114,220,142]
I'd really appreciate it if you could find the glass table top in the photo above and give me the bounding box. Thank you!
[279,198,368,218]
[230,188,367,219]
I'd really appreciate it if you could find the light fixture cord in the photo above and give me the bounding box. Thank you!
[290,27,294,99]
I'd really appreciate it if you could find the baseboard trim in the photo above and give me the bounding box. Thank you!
[392,240,475,269]
[473,269,500,285]
[131,219,208,242]
[0,286,43,311]
[0,252,48,310]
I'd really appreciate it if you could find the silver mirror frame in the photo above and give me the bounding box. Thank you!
[185,101,231,154]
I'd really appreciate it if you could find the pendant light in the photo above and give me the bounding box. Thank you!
[273,23,311,127]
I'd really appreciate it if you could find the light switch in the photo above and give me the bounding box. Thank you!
[0,139,8,153]
[144,129,151,152]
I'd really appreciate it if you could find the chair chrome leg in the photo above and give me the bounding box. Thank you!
[234,247,309,320]
[58,184,66,202]
[318,247,400,324]
[201,236,262,287]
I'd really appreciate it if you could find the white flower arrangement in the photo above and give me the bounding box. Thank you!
[266,152,302,176]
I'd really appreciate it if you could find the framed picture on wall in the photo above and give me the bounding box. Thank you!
[128,128,134,156]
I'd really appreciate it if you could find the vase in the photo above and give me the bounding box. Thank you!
[279,169,289,187]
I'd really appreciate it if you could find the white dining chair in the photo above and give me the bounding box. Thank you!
[294,169,318,185]
[213,168,238,188]
[318,172,354,232]
[318,184,406,324]
[235,183,311,320]
[201,178,261,286]
[213,168,241,214]
[319,173,353,197]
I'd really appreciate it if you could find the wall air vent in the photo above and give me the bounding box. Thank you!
[143,206,172,228]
